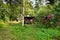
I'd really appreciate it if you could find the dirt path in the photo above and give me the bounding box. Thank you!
[8,21,20,24]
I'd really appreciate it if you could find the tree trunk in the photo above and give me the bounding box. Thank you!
[22,0,25,26]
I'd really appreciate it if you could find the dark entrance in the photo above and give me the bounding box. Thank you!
[24,17,34,24]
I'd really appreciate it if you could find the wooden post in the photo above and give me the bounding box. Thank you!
[22,0,25,26]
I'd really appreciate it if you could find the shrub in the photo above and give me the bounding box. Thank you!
[35,13,57,27]
[35,5,59,27]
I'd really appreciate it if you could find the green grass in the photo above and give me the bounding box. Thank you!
[0,23,60,40]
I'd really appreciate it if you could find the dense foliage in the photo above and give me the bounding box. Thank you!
[0,0,60,27]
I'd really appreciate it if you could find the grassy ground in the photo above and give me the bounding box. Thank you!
[0,23,60,40]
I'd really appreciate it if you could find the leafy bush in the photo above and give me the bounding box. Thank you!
[35,6,58,27]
